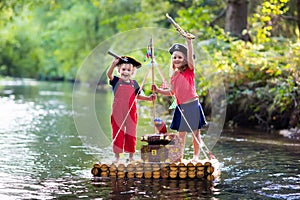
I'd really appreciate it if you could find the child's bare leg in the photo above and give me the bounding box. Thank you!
[114,153,120,163]
[192,129,200,162]
[178,131,186,161]
[129,153,134,162]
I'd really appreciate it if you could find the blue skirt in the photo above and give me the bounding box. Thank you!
[170,100,207,132]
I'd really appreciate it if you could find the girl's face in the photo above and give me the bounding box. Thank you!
[118,63,134,82]
[172,51,186,70]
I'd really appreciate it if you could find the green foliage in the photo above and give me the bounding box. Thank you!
[250,0,290,43]
[0,0,299,128]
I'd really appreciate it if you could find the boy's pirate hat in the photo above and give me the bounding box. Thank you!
[116,56,142,68]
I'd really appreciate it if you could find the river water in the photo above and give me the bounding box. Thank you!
[0,79,299,200]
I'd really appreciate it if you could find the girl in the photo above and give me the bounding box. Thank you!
[152,37,207,162]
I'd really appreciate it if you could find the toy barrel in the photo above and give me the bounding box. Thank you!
[154,118,167,134]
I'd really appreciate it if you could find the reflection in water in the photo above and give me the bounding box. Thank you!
[0,80,300,199]
[92,177,215,199]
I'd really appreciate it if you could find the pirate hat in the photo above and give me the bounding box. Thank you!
[116,56,142,69]
[169,43,187,58]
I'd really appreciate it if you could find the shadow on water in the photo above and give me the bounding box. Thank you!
[0,79,299,199]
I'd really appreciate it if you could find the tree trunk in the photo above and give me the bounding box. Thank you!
[225,0,250,42]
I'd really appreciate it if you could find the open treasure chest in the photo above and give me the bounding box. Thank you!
[140,133,182,163]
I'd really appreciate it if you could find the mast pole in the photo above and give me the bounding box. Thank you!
[150,37,156,134]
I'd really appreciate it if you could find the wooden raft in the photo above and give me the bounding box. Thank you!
[91,159,220,181]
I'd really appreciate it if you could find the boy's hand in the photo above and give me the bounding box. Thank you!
[112,58,120,67]
[150,94,156,101]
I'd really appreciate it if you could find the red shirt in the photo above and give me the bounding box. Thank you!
[171,68,198,105]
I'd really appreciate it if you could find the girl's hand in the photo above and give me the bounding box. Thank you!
[151,84,158,93]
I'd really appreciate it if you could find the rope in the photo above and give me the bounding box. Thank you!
[111,67,152,146]
[175,102,215,160]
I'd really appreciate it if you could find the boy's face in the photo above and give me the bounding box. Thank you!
[118,63,134,82]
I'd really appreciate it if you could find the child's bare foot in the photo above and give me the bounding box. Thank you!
[113,157,119,164]
[128,153,134,162]
[191,156,199,163]
[113,153,120,163]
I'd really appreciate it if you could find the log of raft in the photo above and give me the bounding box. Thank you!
[91,159,220,181]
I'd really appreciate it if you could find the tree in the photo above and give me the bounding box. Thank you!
[225,0,251,42]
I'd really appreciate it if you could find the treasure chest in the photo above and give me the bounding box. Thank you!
[140,144,181,163]
[141,145,166,162]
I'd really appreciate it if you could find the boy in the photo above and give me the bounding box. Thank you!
[107,56,156,163]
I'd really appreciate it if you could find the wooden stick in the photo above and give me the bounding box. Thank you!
[149,37,156,134]
[166,13,195,39]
